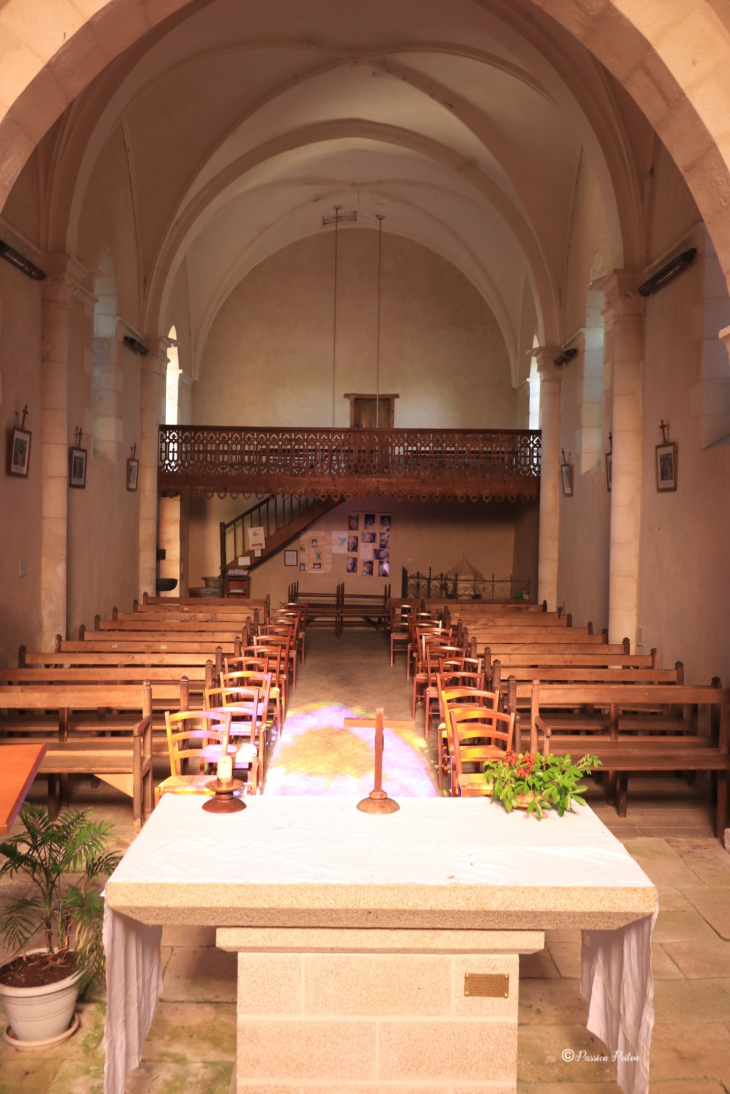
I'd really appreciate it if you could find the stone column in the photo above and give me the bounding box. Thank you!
[535,347,563,611]
[138,341,167,601]
[40,263,80,650]
[601,272,644,648]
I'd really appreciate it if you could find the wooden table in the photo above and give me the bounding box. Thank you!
[0,743,47,833]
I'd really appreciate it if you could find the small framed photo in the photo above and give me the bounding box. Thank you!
[284,550,298,567]
[348,513,360,530]
[605,452,612,492]
[656,442,677,491]
[8,427,31,477]
[69,446,87,488]
[126,457,139,491]
[346,556,358,574]
[560,462,574,497]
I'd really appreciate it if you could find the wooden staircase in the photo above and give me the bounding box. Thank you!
[220,495,340,592]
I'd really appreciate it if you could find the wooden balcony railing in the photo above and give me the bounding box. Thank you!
[158,426,541,501]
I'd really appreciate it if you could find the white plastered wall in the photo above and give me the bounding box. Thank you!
[193,230,519,429]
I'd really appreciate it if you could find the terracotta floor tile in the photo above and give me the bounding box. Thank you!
[161,946,237,1003]
[517,1024,618,1084]
[546,942,582,979]
[653,977,730,1023]
[684,888,730,940]
[0,1058,61,1094]
[663,937,730,979]
[649,1021,730,1080]
[653,907,719,944]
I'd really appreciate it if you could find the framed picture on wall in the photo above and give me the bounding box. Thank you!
[655,442,677,491]
[605,452,612,492]
[126,457,139,491]
[560,461,573,497]
[8,427,31,477]
[284,550,298,567]
[68,446,87,488]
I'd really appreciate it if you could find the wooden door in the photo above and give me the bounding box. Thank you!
[349,395,395,428]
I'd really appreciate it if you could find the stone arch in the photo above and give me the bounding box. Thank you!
[1,0,730,284]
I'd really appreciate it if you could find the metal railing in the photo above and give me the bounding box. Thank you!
[159,425,541,501]
[401,566,531,602]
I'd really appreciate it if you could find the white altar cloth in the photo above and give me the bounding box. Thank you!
[104,795,657,1094]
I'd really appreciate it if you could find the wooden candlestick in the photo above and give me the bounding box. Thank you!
[202,774,246,813]
[357,708,400,814]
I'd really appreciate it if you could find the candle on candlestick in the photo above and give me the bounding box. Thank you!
[217,754,233,785]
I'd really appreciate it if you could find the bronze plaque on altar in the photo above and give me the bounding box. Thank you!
[464,973,509,998]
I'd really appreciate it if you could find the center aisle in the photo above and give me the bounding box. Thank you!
[263,630,439,798]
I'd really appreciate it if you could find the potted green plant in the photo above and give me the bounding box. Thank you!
[0,805,121,1047]
[483,751,601,819]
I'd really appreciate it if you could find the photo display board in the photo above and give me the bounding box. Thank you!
[345,512,391,577]
[299,531,333,573]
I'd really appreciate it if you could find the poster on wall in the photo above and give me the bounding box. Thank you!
[331,531,348,554]
[346,513,391,576]
[299,530,333,573]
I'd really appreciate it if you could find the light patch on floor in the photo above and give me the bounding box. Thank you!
[264,701,437,798]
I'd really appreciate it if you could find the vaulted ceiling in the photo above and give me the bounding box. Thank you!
[42,0,649,379]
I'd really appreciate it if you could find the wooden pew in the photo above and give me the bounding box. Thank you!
[56,639,239,655]
[527,682,730,837]
[493,661,682,700]
[0,684,154,833]
[95,619,249,633]
[0,668,212,710]
[20,648,225,676]
[470,628,606,646]
[482,649,656,671]
[139,593,269,613]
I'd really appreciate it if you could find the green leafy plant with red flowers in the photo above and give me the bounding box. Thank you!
[483,751,601,819]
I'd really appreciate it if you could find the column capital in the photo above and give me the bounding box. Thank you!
[533,345,563,383]
[41,254,94,308]
[719,325,730,367]
[594,270,644,321]
[141,335,170,373]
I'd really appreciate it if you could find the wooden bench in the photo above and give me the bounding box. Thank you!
[56,639,239,655]
[494,662,682,700]
[0,683,154,833]
[0,668,212,710]
[20,648,225,675]
[139,593,269,612]
[528,682,729,837]
[95,618,250,633]
[483,649,656,672]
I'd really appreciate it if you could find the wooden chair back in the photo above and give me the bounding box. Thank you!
[449,706,516,792]
[220,671,272,720]
[163,709,233,776]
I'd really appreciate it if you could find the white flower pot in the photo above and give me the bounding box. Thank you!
[0,949,81,1044]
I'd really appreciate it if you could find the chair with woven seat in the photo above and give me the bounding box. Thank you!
[255,626,296,685]
[436,684,495,793]
[423,646,476,734]
[155,709,233,805]
[204,686,264,792]
[221,669,276,736]
[448,705,515,797]
[389,603,414,667]
[412,636,459,720]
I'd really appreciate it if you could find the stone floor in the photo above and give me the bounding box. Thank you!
[1,628,729,1093]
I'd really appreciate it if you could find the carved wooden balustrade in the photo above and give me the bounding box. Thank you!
[158,426,541,501]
